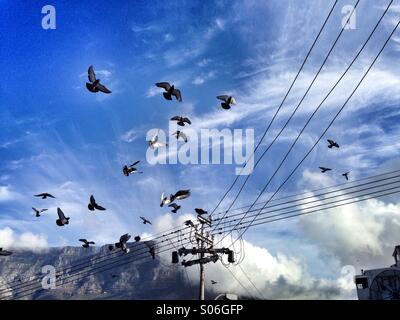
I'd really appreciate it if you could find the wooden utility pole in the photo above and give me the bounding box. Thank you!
[199,222,205,300]
[172,214,235,300]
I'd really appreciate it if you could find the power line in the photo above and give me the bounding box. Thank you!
[225,266,257,300]
[215,183,400,231]
[212,168,400,217]
[5,184,399,300]
[214,175,400,223]
[216,0,397,246]
[211,0,358,227]
[209,0,340,216]
[3,170,399,296]
[237,264,266,299]
[230,188,400,231]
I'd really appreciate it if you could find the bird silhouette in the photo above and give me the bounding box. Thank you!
[149,246,155,259]
[184,220,195,228]
[160,193,173,207]
[56,208,70,226]
[170,116,191,126]
[195,208,208,215]
[342,172,350,181]
[327,139,339,149]
[88,195,106,211]
[140,217,152,225]
[171,190,191,202]
[34,193,55,199]
[172,131,188,143]
[109,234,131,254]
[32,207,48,217]
[86,65,111,94]
[155,82,182,102]
[168,203,181,213]
[0,248,13,256]
[122,161,142,176]
[319,167,332,173]
[217,95,236,110]
[211,280,218,285]
[148,130,168,149]
[79,239,95,248]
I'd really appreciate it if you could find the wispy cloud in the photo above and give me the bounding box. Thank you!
[192,71,216,85]
[120,129,139,143]
[0,186,20,202]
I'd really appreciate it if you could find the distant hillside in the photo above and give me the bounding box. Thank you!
[0,242,218,300]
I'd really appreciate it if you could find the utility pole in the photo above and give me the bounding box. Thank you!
[172,214,235,300]
[199,222,205,300]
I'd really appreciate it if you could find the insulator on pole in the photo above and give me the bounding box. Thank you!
[172,251,179,264]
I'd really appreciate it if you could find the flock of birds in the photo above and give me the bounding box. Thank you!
[0,66,220,261]
[1,66,350,290]
[319,139,350,180]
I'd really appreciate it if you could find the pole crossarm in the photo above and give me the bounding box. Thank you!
[181,254,219,267]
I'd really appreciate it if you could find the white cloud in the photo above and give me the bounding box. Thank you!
[0,186,19,202]
[146,85,160,98]
[192,71,215,86]
[121,129,139,143]
[0,227,48,252]
[197,58,212,67]
[154,214,343,299]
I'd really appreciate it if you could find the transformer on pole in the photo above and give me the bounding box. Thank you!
[171,214,235,300]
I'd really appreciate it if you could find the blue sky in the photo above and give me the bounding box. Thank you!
[1,0,400,298]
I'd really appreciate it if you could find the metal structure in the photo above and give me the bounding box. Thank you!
[355,245,400,300]
[172,214,235,300]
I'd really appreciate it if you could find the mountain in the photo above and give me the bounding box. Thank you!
[0,242,217,300]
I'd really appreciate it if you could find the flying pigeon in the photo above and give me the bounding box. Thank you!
[88,195,106,211]
[86,65,112,94]
[170,190,191,202]
[123,161,142,176]
[160,193,173,207]
[319,167,332,173]
[109,233,131,253]
[327,139,339,149]
[140,217,152,225]
[195,208,207,215]
[35,193,55,199]
[134,236,141,242]
[211,280,218,285]
[148,130,168,149]
[217,95,236,110]
[184,220,195,228]
[56,207,70,227]
[172,131,188,143]
[168,203,181,213]
[149,246,155,259]
[170,116,191,127]
[155,82,182,102]
[0,248,13,256]
[79,239,95,248]
[32,207,48,217]
[342,172,350,181]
